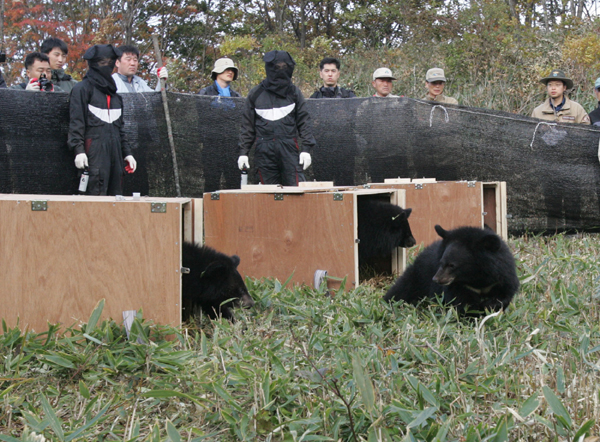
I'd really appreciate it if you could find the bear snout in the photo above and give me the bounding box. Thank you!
[240,292,255,308]
[404,236,416,248]
[433,269,454,286]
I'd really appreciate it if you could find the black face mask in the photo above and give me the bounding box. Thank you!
[261,50,296,98]
[83,44,118,96]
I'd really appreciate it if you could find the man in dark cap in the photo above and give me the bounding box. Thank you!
[531,69,590,124]
[237,50,316,185]
[68,44,137,195]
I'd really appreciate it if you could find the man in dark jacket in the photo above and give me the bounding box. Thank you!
[198,58,241,97]
[589,77,600,126]
[0,71,5,88]
[238,51,316,186]
[310,57,356,99]
[40,37,78,93]
[68,44,136,195]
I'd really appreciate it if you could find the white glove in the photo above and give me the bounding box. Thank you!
[124,155,137,172]
[26,78,40,91]
[157,66,168,80]
[238,155,249,170]
[74,153,88,169]
[299,152,312,170]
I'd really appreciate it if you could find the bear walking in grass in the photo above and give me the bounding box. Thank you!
[182,242,254,321]
[384,225,519,315]
[358,200,416,262]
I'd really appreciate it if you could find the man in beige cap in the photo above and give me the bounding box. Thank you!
[372,67,397,97]
[423,68,457,104]
[198,57,241,97]
[531,69,589,124]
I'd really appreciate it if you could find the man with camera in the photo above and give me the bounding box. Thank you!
[9,52,63,92]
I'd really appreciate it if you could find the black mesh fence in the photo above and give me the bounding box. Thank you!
[1,88,600,232]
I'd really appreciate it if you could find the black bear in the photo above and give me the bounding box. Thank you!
[182,242,255,321]
[358,199,416,262]
[383,225,519,315]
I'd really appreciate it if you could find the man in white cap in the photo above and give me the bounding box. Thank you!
[588,77,600,126]
[531,69,589,124]
[372,68,397,97]
[423,68,457,104]
[198,57,241,97]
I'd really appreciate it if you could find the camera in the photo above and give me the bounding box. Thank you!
[0,53,5,63]
[38,73,53,91]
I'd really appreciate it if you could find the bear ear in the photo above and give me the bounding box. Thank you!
[480,233,502,252]
[435,225,447,239]
[404,208,412,218]
[231,255,241,269]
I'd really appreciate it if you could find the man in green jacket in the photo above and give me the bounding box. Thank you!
[40,37,78,93]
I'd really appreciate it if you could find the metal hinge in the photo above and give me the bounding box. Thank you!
[415,184,423,190]
[333,193,343,201]
[31,201,47,211]
[181,267,190,274]
[151,202,167,213]
[363,184,371,189]
[274,193,284,201]
[211,193,220,200]
[467,181,476,188]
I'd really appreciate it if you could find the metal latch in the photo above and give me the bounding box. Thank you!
[363,184,371,189]
[467,181,476,188]
[415,184,423,190]
[333,193,343,201]
[151,202,166,213]
[211,193,220,200]
[31,201,47,211]
[274,193,284,201]
[181,267,190,274]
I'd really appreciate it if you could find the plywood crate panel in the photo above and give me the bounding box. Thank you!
[0,195,193,332]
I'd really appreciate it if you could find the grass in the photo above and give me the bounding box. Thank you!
[1,233,600,441]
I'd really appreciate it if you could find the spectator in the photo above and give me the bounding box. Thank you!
[531,70,590,124]
[68,44,136,195]
[372,68,397,97]
[198,57,241,97]
[588,77,600,126]
[237,50,316,185]
[0,72,6,88]
[310,57,356,98]
[112,45,167,93]
[40,37,78,92]
[423,68,458,104]
[9,52,63,92]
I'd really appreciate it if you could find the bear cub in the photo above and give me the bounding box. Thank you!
[384,225,519,315]
[358,199,416,262]
[182,242,255,321]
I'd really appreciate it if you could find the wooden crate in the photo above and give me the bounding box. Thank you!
[368,180,507,246]
[0,194,200,332]
[203,186,407,290]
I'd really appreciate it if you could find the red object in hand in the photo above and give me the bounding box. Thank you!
[125,164,134,174]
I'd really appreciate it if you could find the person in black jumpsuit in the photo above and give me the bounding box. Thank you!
[68,44,136,195]
[237,51,317,186]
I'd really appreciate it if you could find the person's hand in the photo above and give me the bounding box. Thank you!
[157,67,168,80]
[25,78,40,92]
[299,152,312,170]
[124,155,137,173]
[74,153,88,169]
[238,155,249,170]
